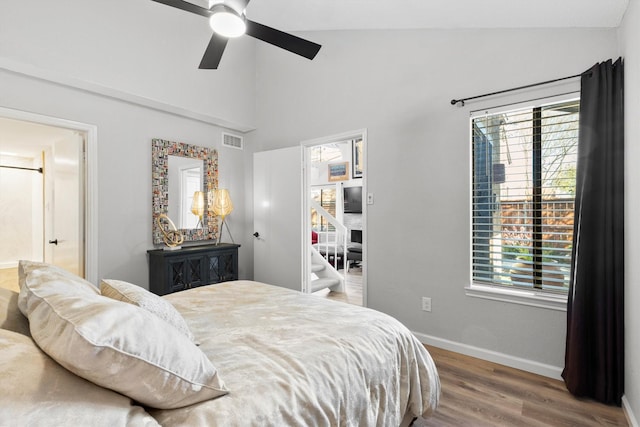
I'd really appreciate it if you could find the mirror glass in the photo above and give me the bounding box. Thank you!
[152,139,219,244]
[167,155,203,229]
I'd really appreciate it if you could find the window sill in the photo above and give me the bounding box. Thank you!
[465,283,567,311]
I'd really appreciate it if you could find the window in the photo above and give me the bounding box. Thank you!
[471,98,579,295]
[310,143,344,232]
[311,187,336,232]
[310,144,343,163]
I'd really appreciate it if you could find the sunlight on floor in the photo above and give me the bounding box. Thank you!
[0,267,19,292]
[313,265,363,306]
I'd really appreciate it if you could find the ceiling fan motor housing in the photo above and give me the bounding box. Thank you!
[209,4,246,38]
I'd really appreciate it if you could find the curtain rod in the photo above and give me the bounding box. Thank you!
[450,73,582,107]
[0,164,43,173]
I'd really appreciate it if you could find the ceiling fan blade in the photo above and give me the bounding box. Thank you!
[245,20,321,61]
[199,33,229,69]
[150,0,212,18]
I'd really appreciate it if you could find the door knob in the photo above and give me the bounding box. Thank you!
[48,239,58,245]
[253,232,260,238]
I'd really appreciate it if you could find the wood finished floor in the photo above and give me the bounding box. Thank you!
[0,267,19,292]
[421,346,627,427]
[313,269,626,426]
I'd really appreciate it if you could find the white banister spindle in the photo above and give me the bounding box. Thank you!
[310,198,347,278]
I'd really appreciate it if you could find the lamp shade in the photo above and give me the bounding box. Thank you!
[210,188,233,219]
[191,191,205,218]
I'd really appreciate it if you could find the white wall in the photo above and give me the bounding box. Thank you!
[253,28,619,370]
[0,156,36,266]
[0,69,253,286]
[0,0,256,130]
[620,0,640,420]
[0,1,255,287]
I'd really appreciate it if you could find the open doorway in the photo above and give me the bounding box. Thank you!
[0,109,97,290]
[303,130,367,307]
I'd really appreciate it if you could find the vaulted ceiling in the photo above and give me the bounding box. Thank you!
[3,0,629,154]
[188,0,629,31]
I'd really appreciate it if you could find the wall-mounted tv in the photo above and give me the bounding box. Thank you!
[343,186,362,213]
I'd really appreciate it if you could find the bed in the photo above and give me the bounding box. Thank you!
[1,261,440,426]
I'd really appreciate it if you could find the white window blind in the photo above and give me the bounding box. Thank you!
[471,98,579,294]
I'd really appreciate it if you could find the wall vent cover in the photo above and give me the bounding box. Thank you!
[222,132,243,150]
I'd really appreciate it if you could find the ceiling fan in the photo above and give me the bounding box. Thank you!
[150,0,322,69]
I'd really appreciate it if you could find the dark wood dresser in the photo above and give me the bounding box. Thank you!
[147,243,240,296]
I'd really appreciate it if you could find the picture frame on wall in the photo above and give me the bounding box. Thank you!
[328,162,349,182]
[352,139,363,178]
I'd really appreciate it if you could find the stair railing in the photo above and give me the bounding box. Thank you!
[310,198,348,273]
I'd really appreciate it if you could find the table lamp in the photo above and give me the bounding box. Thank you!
[209,188,234,244]
[191,191,205,229]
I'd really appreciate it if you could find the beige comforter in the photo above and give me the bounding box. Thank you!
[152,281,440,426]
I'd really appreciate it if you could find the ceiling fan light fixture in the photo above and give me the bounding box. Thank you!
[209,4,246,38]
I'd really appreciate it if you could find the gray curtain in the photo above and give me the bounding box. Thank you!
[562,58,624,405]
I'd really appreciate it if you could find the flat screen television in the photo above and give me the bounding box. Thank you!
[343,186,362,213]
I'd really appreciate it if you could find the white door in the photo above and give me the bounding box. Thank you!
[253,146,303,290]
[179,167,202,229]
[43,133,84,277]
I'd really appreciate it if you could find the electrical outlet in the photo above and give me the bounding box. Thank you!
[367,192,374,205]
[421,297,432,312]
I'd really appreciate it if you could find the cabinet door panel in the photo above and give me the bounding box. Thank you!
[207,251,237,283]
[187,257,205,287]
[167,258,188,293]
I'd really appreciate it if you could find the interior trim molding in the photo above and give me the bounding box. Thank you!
[0,58,255,133]
[465,284,567,311]
[300,128,368,306]
[623,396,639,427]
[0,106,99,285]
[0,262,18,269]
[413,331,564,380]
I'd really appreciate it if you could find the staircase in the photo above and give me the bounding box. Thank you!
[310,245,344,292]
[309,199,346,293]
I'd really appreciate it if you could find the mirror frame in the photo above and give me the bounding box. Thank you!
[152,138,218,244]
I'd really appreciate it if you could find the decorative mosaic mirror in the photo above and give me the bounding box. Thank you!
[152,138,218,244]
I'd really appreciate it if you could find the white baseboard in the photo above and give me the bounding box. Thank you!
[415,332,637,425]
[413,331,564,380]
[0,261,18,269]
[623,396,639,427]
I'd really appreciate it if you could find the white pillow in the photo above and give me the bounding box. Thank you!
[0,328,160,426]
[18,259,98,297]
[100,279,196,343]
[18,262,228,409]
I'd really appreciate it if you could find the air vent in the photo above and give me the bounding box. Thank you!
[222,132,243,150]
